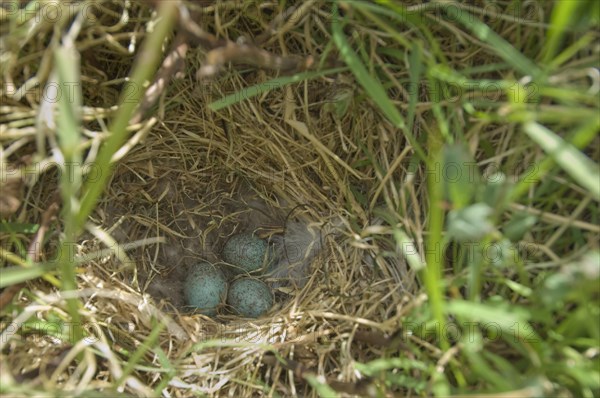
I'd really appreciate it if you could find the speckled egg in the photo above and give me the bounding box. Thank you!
[222,232,269,274]
[183,262,227,316]
[227,278,273,318]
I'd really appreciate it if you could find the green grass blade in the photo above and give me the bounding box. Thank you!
[369,0,449,65]
[407,42,424,133]
[512,118,600,200]
[0,222,39,234]
[424,134,449,352]
[393,229,425,272]
[548,33,596,69]
[208,67,347,111]
[446,299,532,335]
[425,71,451,142]
[0,263,56,288]
[117,319,167,387]
[523,121,600,200]
[304,374,339,398]
[76,4,178,232]
[331,4,427,163]
[54,44,84,340]
[542,1,587,65]
[355,4,412,50]
[439,6,543,80]
[152,347,176,395]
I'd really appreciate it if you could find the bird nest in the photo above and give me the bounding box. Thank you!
[1,1,420,396]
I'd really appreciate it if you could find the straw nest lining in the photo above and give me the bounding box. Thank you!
[1,1,421,395]
[94,64,418,394]
[83,71,418,395]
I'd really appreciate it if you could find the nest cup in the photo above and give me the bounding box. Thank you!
[98,73,416,395]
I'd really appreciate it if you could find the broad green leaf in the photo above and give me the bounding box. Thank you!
[503,213,537,242]
[447,203,494,241]
[442,144,480,209]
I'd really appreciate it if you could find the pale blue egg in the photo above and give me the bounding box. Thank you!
[222,233,269,274]
[183,262,227,316]
[227,278,273,318]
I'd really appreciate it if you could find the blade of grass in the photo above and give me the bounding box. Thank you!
[208,67,347,111]
[368,0,450,65]
[76,3,178,231]
[116,318,167,387]
[548,33,596,70]
[393,228,425,272]
[0,222,39,234]
[152,347,176,395]
[304,374,339,398]
[512,118,600,201]
[331,3,428,163]
[354,357,428,374]
[355,4,412,49]
[446,300,532,335]
[0,248,61,288]
[522,121,600,200]
[426,71,452,142]
[462,339,513,390]
[0,263,57,288]
[541,1,586,65]
[424,132,449,352]
[54,44,84,340]
[407,42,424,133]
[437,5,543,81]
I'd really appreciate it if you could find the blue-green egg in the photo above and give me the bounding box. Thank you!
[222,232,269,274]
[227,278,273,318]
[183,261,227,316]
